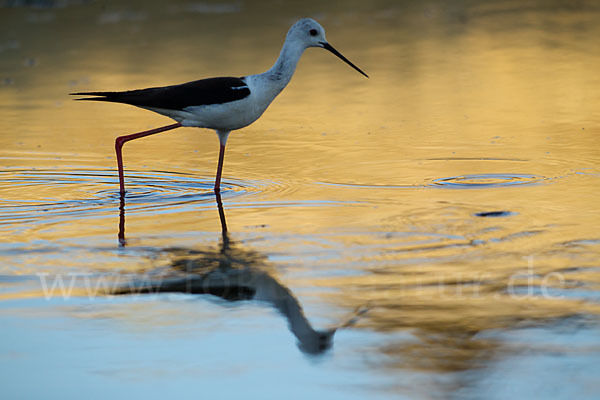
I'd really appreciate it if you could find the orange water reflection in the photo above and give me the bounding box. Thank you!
[1,0,599,396]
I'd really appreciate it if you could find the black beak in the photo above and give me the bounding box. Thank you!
[320,42,369,78]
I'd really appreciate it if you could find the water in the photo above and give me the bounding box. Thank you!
[1,1,600,398]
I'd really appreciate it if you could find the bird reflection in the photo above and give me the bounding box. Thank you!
[116,193,341,355]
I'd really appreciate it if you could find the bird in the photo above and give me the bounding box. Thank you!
[71,18,368,195]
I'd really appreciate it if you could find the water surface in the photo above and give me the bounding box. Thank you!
[1,1,599,399]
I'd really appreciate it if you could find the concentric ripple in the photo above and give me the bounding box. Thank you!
[0,167,263,226]
[318,173,544,190]
[429,173,543,189]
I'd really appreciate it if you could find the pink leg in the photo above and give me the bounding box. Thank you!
[214,143,226,193]
[115,122,181,194]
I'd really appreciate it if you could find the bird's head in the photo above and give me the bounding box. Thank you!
[288,18,369,78]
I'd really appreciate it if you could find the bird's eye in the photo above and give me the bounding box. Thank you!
[309,29,318,36]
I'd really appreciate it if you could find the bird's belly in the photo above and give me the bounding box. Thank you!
[182,98,264,131]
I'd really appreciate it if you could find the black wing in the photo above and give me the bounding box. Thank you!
[71,77,250,110]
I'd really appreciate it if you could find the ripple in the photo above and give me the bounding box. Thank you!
[318,173,544,190]
[425,157,530,162]
[429,173,543,189]
[317,181,423,189]
[0,167,267,225]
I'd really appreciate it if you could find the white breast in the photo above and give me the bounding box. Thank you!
[170,75,283,131]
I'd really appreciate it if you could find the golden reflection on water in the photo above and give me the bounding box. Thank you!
[1,0,600,392]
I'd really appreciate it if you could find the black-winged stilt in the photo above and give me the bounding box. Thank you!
[72,18,368,194]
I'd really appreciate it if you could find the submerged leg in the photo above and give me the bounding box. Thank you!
[214,130,230,193]
[214,143,226,193]
[118,192,126,247]
[215,191,228,235]
[115,122,182,194]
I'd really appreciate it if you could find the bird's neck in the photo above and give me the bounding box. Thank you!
[261,37,306,91]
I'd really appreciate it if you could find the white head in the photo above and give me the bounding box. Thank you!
[287,18,369,78]
[287,18,328,48]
